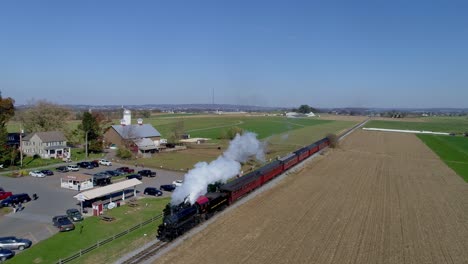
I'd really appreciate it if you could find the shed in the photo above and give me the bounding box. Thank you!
[61,174,93,191]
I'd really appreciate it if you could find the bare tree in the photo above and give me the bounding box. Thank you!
[20,100,72,133]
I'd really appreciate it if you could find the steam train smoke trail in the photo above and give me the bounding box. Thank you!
[171,132,265,205]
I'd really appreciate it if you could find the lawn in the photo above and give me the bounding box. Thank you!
[365,117,468,134]
[417,134,468,182]
[8,197,169,264]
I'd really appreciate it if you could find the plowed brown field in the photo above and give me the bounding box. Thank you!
[155,130,468,264]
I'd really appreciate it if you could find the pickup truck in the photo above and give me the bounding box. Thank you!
[116,167,135,174]
[138,170,156,177]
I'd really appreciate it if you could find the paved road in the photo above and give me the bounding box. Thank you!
[0,163,184,244]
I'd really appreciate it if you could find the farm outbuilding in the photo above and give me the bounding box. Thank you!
[61,174,93,191]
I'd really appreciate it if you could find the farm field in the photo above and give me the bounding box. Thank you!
[365,116,468,134]
[417,134,468,182]
[155,130,468,264]
[137,120,356,171]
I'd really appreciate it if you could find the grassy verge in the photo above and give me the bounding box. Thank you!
[417,134,468,182]
[8,197,169,264]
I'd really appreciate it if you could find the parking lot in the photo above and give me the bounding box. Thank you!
[0,163,184,244]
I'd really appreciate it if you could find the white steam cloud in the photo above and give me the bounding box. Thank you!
[171,132,265,205]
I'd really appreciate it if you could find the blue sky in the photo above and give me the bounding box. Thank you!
[1,0,467,108]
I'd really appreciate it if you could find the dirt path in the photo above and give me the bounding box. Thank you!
[154,130,468,264]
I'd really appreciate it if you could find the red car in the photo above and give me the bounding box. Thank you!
[0,191,13,200]
[116,167,135,174]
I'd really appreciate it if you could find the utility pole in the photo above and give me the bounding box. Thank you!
[20,126,23,167]
[85,131,88,160]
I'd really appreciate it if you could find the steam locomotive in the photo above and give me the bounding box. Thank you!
[157,137,330,241]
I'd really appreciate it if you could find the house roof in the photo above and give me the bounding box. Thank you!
[133,138,158,150]
[23,131,67,142]
[111,124,161,140]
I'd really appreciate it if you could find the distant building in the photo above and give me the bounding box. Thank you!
[22,131,71,159]
[103,109,161,153]
[285,112,316,118]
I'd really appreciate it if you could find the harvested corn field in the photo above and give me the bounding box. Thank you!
[155,130,468,264]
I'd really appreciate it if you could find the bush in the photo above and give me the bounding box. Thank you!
[326,133,339,148]
[116,148,132,159]
[220,127,244,140]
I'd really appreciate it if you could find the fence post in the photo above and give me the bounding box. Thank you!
[80,249,82,256]
[58,259,62,264]
[97,241,100,248]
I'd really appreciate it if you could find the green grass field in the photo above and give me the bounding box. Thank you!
[8,197,169,264]
[365,117,468,134]
[417,134,468,182]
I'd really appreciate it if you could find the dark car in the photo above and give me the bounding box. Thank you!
[90,160,99,168]
[66,209,83,222]
[144,187,163,196]
[116,167,135,174]
[0,194,31,207]
[56,166,69,173]
[77,162,94,169]
[52,215,75,232]
[126,174,142,180]
[0,236,32,251]
[40,169,54,176]
[138,170,156,177]
[160,184,176,192]
[104,170,123,177]
[0,248,15,261]
[93,175,112,186]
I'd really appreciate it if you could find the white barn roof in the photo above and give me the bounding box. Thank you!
[74,179,142,201]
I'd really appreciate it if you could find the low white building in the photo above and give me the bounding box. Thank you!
[61,174,94,191]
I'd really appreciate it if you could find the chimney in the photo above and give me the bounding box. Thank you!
[137,118,143,125]
[120,119,126,126]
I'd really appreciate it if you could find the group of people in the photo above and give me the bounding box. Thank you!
[12,202,24,213]
[12,194,38,213]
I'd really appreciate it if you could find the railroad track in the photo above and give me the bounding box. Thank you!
[121,240,168,264]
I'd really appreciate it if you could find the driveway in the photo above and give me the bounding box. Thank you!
[0,163,185,244]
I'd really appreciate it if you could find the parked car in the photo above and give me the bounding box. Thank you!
[138,170,156,177]
[172,180,183,187]
[77,162,94,169]
[160,184,176,192]
[0,194,32,207]
[116,167,135,174]
[40,169,54,176]
[0,191,12,200]
[52,215,75,232]
[126,174,142,180]
[66,209,83,222]
[0,248,15,261]
[99,159,112,166]
[104,170,122,177]
[0,236,32,250]
[90,160,99,168]
[56,166,69,173]
[93,176,112,186]
[29,170,45,178]
[67,165,79,171]
[144,187,163,196]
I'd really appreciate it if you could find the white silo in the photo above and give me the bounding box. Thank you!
[123,109,132,125]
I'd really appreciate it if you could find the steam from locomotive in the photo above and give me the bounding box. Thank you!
[171,132,265,205]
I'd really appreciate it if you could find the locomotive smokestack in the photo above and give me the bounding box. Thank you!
[171,132,265,205]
